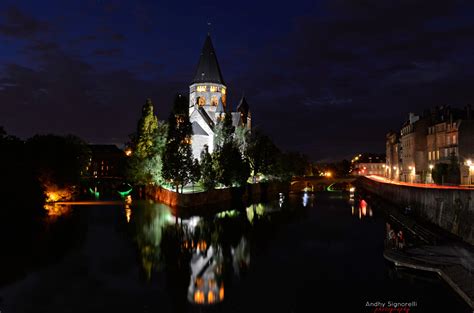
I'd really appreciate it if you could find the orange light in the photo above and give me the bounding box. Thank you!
[219,284,224,300]
[125,149,132,156]
[194,290,205,304]
[208,291,215,303]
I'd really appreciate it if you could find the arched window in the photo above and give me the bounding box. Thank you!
[211,96,218,106]
[197,97,206,106]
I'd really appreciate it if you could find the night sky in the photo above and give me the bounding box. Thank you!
[1,0,474,161]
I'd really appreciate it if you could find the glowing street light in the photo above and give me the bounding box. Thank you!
[429,164,434,170]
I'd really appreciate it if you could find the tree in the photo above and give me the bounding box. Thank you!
[162,94,194,193]
[447,152,461,185]
[234,125,250,154]
[199,145,217,190]
[135,98,159,159]
[126,99,167,186]
[245,130,279,182]
[190,158,201,192]
[216,141,250,187]
[214,112,234,151]
[432,163,448,185]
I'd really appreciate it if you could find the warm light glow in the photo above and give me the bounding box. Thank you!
[198,97,206,106]
[208,291,215,304]
[325,172,332,177]
[194,290,205,304]
[125,206,131,223]
[221,88,226,95]
[210,86,217,92]
[219,284,224,300]
[45,188,73,203]
[125,149,132,156]
[197,85,207,92]
[44,203,71,218]
[429,164,434,170]
[197,240,207,251]
[467,159,472,166]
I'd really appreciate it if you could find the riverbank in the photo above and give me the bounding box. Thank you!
[357,176,474,245]
[357,178,474,309]
[146,181,289,208]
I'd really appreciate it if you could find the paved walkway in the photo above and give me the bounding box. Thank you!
[382,201,474,309]
[384,246,474,309]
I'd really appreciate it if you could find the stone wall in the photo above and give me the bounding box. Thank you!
[147,182,289,209]
[358,177,474,245]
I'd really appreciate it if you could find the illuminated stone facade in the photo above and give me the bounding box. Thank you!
[188,35,251,159]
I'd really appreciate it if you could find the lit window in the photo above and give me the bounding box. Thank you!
[221,88,226,95]
[198,97,206,106]
[453,135,456,144]
[197,85,207,92]
[210,86,217,92]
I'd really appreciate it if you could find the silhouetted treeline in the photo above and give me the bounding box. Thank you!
[0,127,90,219]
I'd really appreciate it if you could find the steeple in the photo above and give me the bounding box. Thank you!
[192,35,225,85]
[237,95,251,128]
[237,96,249,114]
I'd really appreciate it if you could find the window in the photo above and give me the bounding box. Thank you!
[428,151,431,161]
[211,96,218,106]
[436,150,440,160]
[447,136,451,145]
[198,97,206,106]
[197,85,207,92]
[210,86,217,92]
[453,135,456,144]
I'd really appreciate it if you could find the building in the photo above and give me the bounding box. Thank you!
[385,131,400,180]
[85,144,126,178]
[399,113,430,183]
[386,105,474,185]
[188,35,251,159]
[352,153,386,176]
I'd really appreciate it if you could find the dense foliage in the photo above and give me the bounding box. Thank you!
[162,94,197,192]
[126,99,167,186]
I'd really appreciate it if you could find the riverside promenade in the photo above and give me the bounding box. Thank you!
[360,176,474,309]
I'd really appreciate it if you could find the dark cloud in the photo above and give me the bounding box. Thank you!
[0,6,48,38]
[230,0,474,160]
[0,41,179,144]
[93,48,123,57]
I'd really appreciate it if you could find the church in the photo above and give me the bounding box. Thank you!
[188,34,251,160]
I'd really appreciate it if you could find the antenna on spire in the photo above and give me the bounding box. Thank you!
[207,21,212,35]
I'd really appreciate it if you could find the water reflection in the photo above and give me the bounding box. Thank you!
[351,198,373,219]
[43,203,72,220]
[131,199,278,308]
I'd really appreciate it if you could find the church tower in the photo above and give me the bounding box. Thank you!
[189,34,227,117]
[188,34,227,159]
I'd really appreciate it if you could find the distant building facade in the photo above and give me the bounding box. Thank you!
[385,131,400,180]
[188,35,251,160]
[386,105,474,185]
[352,153,386,176]
[85,145,126,178]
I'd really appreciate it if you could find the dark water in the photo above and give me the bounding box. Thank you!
[0,191,470,313]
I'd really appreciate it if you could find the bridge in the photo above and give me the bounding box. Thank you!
[290,176,357,193]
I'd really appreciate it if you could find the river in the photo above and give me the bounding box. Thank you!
[0,190,470,312]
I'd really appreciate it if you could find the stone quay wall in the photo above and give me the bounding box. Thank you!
[147,182,289,208]
[358,177,474,245]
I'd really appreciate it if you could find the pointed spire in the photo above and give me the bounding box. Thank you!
[237,95,249,113]
[192,35,225,85]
